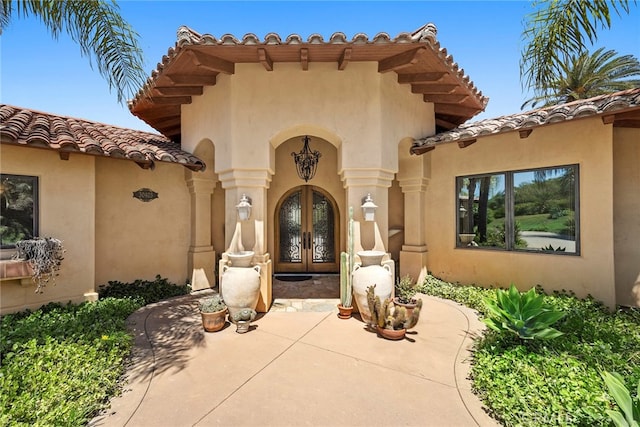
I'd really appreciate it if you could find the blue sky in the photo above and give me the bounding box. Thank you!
[2,1,639,133]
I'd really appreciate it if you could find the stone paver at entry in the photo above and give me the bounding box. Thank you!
[89,292,499,427]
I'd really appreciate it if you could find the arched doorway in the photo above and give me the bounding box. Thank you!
[275,185,339,273]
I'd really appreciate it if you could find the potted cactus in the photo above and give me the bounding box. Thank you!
[231,308,256,333]
[367,285,422,340]
[199,295,227,332]
[337,207,355,319]
[393,275,419,318]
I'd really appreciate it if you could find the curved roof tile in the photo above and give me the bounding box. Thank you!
[0,105,205,171]
[412,88,640,153]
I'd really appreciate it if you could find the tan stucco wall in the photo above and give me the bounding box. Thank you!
[613,127,640,307]
[95,158,191,287]
[1,145,96,314]
[180,61,434,258]
[424,118,618,306]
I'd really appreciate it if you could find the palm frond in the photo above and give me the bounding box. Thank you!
[521,0,633,92]
[1,0,146,104]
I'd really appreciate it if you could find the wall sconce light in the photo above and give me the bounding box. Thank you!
[292,135,321,182]
[361,193,377,222]
[236,194,252,221]
[459,203,467,218]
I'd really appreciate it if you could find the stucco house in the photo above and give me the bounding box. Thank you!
[1,23,638,314]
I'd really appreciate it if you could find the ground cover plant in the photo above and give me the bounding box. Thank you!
[419,275,640,427]
[0,276,190,425]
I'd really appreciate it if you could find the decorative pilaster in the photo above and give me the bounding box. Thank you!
[398,177,429,280]
[186,177,216,291]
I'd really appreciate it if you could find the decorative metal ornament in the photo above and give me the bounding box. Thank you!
[291,135,321,182]
[133,188,159,202]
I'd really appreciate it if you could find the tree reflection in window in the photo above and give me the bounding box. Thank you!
[1,174,38,248]
[457,165,579,254]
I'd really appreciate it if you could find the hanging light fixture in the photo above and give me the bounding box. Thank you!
[291,135,321,182]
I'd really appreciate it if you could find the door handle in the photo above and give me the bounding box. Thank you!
[302,232,307,250]
[307,232,312,251]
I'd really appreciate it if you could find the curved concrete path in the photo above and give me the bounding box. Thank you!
[90,293,498,427]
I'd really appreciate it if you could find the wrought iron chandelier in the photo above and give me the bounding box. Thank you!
[291,135,321,182]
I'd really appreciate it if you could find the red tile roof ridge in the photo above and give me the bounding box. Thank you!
[131,23,487,110]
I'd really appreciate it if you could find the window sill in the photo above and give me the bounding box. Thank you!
[0,260,34,286]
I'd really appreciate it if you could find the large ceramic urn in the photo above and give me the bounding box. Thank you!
[220,252,261,323]
[352,250,393,324]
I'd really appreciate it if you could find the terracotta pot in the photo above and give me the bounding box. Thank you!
[221,264,261,323]
[200,308,227,332]
[352,263,393,324]
[393,297,417,320]
[376,325,406,340]
[337,304,353,319]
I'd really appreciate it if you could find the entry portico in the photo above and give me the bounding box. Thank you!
[129,24,487,306]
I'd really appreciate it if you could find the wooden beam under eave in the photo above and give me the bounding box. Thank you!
[300,48,309,71]
[165,74,217,86]
[161,123,182,135]
[519,129,533,139]
[435,118,459,129]
[146,96,192,105]
[378,47,426,73]
[458,139,476,149]
[152,116,182,128]
[423,94,469,104]
[602,115,616,124]
[132,105,181,120]
[186,49,235,74]
[412,84,458,94]
[258,48,273,71]
[154,86,203,96]
[410,145,435,155]
[59,151,70,161]
[434,103,481,116]
[338,48,351,71]
[135,160,154,170]
[398,72,446,84]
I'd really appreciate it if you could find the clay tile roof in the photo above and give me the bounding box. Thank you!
[411,88,640,154]
[0,105,205,171]
[129,23,488,140]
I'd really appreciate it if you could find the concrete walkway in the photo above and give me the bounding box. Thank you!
[90,292,499,427]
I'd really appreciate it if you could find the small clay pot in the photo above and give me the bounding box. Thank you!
[201,308,227,332]
[337,304,353,319]
[376,325,406,340]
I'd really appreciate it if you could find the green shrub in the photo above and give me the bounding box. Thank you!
[420,276,640,426]
[483,284,565,340]
[0,298,142,425]
[98,274,191,305]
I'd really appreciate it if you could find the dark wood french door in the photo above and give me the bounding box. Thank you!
[275,186,339,273]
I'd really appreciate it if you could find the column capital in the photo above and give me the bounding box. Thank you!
[398,177,429,193]
[340,168,395,188]
[218,168,273,189]
[186,177,215,194]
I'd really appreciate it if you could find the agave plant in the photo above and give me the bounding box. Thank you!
[482,284,565,340]
[602,372,640,427]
